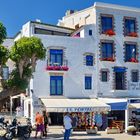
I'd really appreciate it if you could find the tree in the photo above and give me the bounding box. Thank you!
[0,36,46,104]
[0,22,6,44]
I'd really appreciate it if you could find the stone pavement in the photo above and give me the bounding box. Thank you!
[26,126,140,140]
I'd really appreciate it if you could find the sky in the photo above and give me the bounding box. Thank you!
[1,0,140,37]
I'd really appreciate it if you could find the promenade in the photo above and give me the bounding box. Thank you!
[27,126,140,140]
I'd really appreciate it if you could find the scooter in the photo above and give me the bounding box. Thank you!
[3,118,32,140]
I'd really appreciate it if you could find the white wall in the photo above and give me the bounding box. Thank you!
[32,34,97,99]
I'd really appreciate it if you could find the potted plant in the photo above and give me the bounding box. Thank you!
[104,29,116,36]
[86,126,98,134]
[127,126,137,135]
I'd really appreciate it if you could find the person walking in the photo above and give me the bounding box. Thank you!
[35,112,44,138]
[63,112,72,140]
[43,111,48,137]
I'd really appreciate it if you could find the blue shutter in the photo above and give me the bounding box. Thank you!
[85,76,92,89]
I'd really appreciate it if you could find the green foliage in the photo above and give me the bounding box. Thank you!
[7,36,46,90]
[10,37,46,62]
[0,45,9,65]
[0,22,6,44]
[7,68,29,90]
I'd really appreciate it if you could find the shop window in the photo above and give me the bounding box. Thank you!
[100,42,114,61]
[50,49,63,66]
[50,76,63,95]
[131,70,139,82]
[89,30,92,36]
[101,15,115,35]
[124,18,138,37]
[86,55,93,66]
[101,71,108,82]
[85,76,92,90]
[125,44,138,63]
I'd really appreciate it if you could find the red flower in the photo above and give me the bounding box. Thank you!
[100,57,114,61]
[127,32,138,37]
[104,29,116,36]
[54,66,61,70]
[46,66,54,70]
[129,58,138,63]
[61,66,69,71]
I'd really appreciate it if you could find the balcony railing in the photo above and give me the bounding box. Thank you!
[46,60,69,71]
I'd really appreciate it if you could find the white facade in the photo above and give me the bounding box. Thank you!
[58,2,140,98]
[3,2,140,126]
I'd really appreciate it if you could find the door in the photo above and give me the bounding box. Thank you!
[115,72,125,90]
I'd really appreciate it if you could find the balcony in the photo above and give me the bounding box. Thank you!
[46,60,69,71]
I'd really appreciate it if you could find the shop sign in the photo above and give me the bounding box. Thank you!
[129,99,140,103]
[66,107,93,112]
[128,81,140,90]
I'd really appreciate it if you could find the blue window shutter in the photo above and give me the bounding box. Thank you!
[101,16,113,32]
[50,49,63,65]
[86,55,93,66]
[85,76,92,89]
[50,76,63,95]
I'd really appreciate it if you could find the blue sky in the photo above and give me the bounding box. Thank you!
[1,0,140,37]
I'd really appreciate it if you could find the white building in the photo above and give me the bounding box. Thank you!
[58,2,140,131]
[3,2,140,130]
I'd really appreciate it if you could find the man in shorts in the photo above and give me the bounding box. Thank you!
[35,112,44,138]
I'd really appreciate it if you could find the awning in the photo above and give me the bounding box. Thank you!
[129,103,140,109]
[108,102,127,110]
[113,67,126,72]
[98,98,127,111]
[41,98,110,112]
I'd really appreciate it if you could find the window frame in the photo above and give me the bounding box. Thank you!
[124,17,137,36]
[50,76,63,95]
[131,70,139,82]
[50,49,63,66]
[89,30,92,36]
[100,41,115,61]
[85,76,92,90]
[86,55,93,66]
[100,14,114,34]
[124,43,137,62]
[101,71,108,82]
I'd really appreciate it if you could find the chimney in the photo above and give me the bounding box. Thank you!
[65,10,77,16]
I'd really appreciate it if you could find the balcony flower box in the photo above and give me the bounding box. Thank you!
[127,32,138,37]
[46,66,54,70]
[104,29,116,36]
[54,66,61,70]
[129,58,138,63]
[61,66,69,71]
[100,57,115,61]
[106,127,120,134]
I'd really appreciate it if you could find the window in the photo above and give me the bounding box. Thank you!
[124,18,136,35]
[50,76,63,95]
[125,44,137,62]
[86,55,93,66]
[89,30,92,36]
[50,49,63,66]
[101,42,114,61]
[101,16,113,33]
[85,76,92,90]
[101,71,108,82]
[132,71,139,82]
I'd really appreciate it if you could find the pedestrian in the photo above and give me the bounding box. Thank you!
[43,111,48,137]
[35,112,44,138]
[63,112,72,140]
[71,113,78,129]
